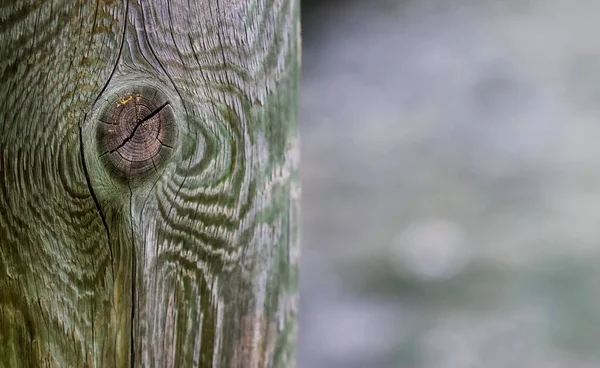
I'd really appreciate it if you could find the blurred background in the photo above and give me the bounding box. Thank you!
[296,1,600,367]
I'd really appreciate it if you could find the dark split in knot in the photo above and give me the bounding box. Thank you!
[96,86,178,182]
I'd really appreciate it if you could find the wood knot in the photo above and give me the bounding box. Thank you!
[97,86,177,181]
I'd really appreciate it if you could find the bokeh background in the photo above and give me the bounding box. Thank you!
[297,1,600,367]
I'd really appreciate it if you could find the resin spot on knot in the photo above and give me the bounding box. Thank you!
[97,87,177,181]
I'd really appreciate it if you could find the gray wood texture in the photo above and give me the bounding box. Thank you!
[0,0,300,366]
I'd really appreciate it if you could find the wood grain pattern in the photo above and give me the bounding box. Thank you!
[0,0,300,366]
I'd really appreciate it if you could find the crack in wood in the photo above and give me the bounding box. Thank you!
[109,101,170,154]
[79,123,115,282]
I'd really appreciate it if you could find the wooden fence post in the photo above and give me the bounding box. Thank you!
[0,0,300,366]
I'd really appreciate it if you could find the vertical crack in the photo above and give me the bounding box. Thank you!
[128,183,137,368]
[79,123,115,282]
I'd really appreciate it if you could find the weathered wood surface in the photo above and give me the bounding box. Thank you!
[0,0,300,366]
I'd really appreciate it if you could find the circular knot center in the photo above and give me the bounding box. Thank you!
[97,87,177,181]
